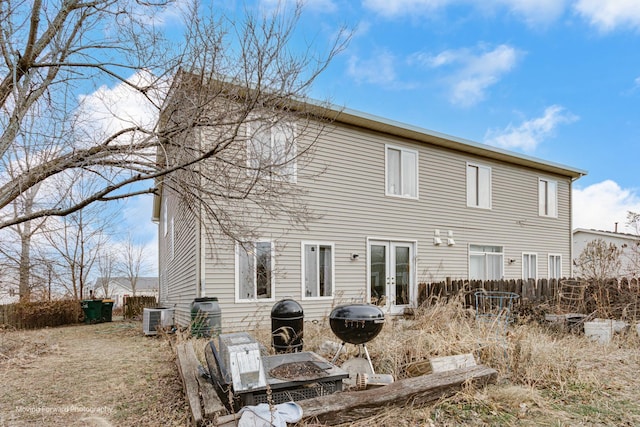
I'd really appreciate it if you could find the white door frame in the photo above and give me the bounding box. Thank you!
[366,238,417,314]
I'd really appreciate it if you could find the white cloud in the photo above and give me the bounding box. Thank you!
[363,0,566,25]
[347,51,397,85]
[574,0,640,32]
[77,70,163,143]
[260,0,337,13]
[573,180,640,233]
[413,44,522,107]
[495,0,567,27]
[362,0,449,17]
[484,105,578,152]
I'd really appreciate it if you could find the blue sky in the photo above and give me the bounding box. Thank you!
[96,0,640,272]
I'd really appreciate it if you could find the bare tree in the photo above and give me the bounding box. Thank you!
[118,236,148,296]
[44,179,116,299]
[96,249,117,298]
[0,0,348,238]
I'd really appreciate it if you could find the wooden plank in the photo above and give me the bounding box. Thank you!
[189,344,227,420]
[176,342,203,426]
[215,364,497,426]
[429,353,476,373]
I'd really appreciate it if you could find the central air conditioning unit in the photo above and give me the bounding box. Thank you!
[143,307,175,335]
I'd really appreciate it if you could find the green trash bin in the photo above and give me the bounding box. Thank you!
[102,299,114,322]
[81,299,103,324]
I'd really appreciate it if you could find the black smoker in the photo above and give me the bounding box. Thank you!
[271,299,304,353]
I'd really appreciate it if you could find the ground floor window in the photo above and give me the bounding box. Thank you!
[469,245,503,280]
[302,242,334,298]
[549,254,562,279]
[236,241,273,300]
[522,253,538,280]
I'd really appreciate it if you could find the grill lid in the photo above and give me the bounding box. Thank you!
[329,304,385,345]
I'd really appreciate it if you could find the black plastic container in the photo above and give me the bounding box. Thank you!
[271,299,304,353]
[329,304,385,345]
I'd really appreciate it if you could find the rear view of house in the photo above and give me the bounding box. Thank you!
[153,75,586,331]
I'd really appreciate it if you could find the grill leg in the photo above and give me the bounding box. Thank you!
[362,344,375,374]
[331,342,346,364]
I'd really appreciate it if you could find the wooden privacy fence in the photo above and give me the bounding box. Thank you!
[123,295,157,319]
[418,278,560,308]
[418,277,640,320]
[0,300,82,329]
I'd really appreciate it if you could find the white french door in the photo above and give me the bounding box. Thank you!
[368,240,415,314]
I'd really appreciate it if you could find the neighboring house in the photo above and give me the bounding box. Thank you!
[154,77,586,331]
[92,277,159,308]
[573,228,640,278]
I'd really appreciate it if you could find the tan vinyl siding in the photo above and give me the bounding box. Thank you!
[159,189,199,325]
[191,120,577,331]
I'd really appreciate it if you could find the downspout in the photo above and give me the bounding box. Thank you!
[198,128,206,298]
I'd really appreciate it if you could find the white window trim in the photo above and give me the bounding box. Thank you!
[548,253,562,279]
[385,144,419,200]
[246,120,297,183]
[466,162,492,209]
[163,202,168,237]
[539,178,558,218]
[522,252,538,280]
[300,241,335,300]
[235,240,276,303]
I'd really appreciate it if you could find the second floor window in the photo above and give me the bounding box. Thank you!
[247,121,296,182]
[466,163,491,209]
[539,178,557,217]
[386,145,418,199]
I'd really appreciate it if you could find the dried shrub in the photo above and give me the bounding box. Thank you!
[0,300,82,329]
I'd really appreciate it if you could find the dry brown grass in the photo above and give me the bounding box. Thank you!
[0,320,189,426]
[3,297,640,426]
[196,295,640,426]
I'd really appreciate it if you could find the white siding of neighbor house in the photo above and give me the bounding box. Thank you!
[191,120,577,332]
[158,187,199,326]
[573,229,640,278]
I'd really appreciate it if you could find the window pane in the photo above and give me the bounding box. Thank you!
[304,245,318,297]
[273,124,295,179]
[256,242,271,299]
[467,165,478,206]
[239,244,255,299]
[395,246,410,305]
[319,245,332,297]
[539,180,546,215]
[487,254,503,280]
[478,166,490,208]
[402,150,417,198]
[370,245,386,303]
[549,255,561,279]
[387,148,401,195]
[548,180,557,217]
[470,254,484,280]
